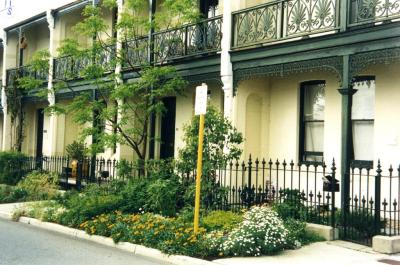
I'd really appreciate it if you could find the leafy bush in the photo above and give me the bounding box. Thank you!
[177,106,243,210]
[0,184,28,203]
[17,171,60,201]
[202,210,242,232]
[283,218,324,249]
[119,179,149,213]
[272,189,307,220]
[146,177,184,216]
[65,141,87,160]
[116,159,134,179]
[58,182,124,227]
[0,151,28,185]
[217,206,288,257]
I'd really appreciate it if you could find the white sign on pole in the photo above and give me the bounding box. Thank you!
[195,83,208,115]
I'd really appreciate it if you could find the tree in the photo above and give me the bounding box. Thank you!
[20,0,200,160]
[177,105,243,209]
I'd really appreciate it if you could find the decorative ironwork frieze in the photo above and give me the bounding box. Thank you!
[233,56,342,92]
[349,0,400,26]
[232,0,338,48]
[186,72,222,86]
[349,47,400,78]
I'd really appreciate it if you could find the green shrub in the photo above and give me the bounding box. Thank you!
[17,171,60,201]
[272,189,307,220]
[202,210,242,232]
[58,182,125,227]
[119,179,150,213]
[146,177,184,216]
[0,184,28,203]
[0,151,28,185]
[283,218,324,249]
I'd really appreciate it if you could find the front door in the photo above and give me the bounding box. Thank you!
[36,109,44,158]
[160,97,176,159]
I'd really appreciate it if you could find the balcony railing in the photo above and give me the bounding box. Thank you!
[53,45,116,81]
[122,36,149,69]
[153,16,222,63]
[232,0,339,48]
[349,0,400,26]
[6,65,48,87]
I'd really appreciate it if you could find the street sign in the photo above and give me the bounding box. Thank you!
[195,83,208,115]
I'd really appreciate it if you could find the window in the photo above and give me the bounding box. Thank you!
[351,76,375,165]
[200,0,219,18]
[299,81,326,163]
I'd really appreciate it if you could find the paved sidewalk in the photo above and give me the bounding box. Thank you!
[214,241,399,265]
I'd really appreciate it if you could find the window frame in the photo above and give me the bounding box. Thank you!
[299,80,326,165]
[350,75,375,169]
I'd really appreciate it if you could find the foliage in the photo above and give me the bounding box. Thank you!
[178,106,243,177]
[65,141,87,160]
[0,151,28,185]
[146,177,184,216]
[0,184,28,203]
[283,218,324,249]
[178,106,243,209]
[28,0,200,160]
[119,179,150,213]
[80,211,212,258]
[272,189,307,220]
[57,183,124,227]
[116,159,134,179]
[16,171,60,201]
[13,201,66,223]
[202,210,243,232]
[217,206,288,257]
[337,209,385,239]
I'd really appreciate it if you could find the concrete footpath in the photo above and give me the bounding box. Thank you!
[1,202,399,265]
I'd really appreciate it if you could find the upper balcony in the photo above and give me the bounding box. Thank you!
[232,0,400,49]
[6,65,48,88]
[52,16,223,81]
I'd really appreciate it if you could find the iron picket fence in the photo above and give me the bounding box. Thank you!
[14,155,400,246]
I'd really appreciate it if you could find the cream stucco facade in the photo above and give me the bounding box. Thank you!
[1,0,399,182]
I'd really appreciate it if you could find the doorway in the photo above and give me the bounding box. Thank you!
[159,97,176,159]
[36,109,44,158]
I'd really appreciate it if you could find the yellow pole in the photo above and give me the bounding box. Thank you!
[194,114,205,234]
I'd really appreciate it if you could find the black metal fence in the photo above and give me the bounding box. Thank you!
[16,155,400,246]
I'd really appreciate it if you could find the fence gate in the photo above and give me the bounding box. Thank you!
[338,162,396,246]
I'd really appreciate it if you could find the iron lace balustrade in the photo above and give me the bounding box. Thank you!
[153,16,222,63]
[349,0,400,27]
[6,65,48,87]
[53,44,116,81]
[122,36,149,69]
[232,0,339,49]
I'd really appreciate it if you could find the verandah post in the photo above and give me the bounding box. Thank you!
[338,55,357,235]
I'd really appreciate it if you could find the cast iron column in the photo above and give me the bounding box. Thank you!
[338,55,357,229]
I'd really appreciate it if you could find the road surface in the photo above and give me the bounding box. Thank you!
[0,218,166,265]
